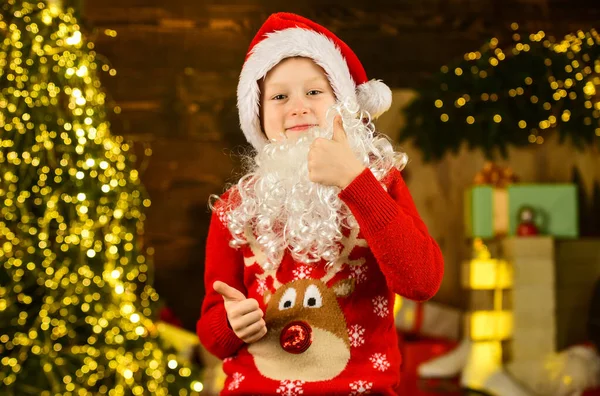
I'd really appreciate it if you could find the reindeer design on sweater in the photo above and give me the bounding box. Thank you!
[245,228,368,382]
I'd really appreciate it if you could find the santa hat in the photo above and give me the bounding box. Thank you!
[237,12,393,150]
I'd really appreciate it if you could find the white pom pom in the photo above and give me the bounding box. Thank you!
[356,79,392,119]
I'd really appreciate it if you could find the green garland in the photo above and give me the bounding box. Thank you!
[399,24,600,162]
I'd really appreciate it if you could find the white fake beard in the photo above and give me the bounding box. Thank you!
[219,102,407,271]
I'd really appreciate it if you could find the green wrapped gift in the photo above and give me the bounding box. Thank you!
[507,184,578,238]
[465,184,579,239]
[464,186,509,239]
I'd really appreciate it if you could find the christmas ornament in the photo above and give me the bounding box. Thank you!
[516,205,540,236]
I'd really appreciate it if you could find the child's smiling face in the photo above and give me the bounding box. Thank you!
[260,57,337,141]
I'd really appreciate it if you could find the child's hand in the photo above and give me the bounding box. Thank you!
[308,115,365,189]
[213,281,267,344]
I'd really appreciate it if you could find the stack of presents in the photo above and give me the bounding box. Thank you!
[397,163,600,395]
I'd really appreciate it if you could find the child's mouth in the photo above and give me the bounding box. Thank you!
[286,124,318,132]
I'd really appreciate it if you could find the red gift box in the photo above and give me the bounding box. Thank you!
[398,332,461,395]
[583,388,600,396]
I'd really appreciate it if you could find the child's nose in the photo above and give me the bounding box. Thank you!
[291,107,309,117]
[289,97,311,117]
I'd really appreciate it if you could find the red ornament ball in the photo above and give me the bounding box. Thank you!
[517,222,539,236]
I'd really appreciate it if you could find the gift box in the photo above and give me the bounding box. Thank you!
[465,184,578,239]
[465,186,509,239]
[508,184,578,238]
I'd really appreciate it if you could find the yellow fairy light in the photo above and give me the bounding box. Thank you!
[192,381,203,392]
[76,65,88,77]
[584,81,597,96]
[65,30,82,46]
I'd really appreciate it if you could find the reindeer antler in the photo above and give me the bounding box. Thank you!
[321,228,368,284]
[244,228,282,291]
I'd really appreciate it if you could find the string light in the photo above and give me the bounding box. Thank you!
[0,1,200,394]
[403,23,600,161]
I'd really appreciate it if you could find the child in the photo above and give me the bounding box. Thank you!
[197,12,444,395]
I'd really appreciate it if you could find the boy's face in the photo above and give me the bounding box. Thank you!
[260,57,336,141]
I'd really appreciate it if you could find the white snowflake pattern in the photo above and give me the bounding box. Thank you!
[350,264,368,284]
[348,324,366,347]
[276,380,305,395]
[349,380,373,395]
[372,296,389,317]
[293,265,313,280]
[370,353,390,372]
[227,372,245,391]
[256,278,268,295]
[215,205,229,227]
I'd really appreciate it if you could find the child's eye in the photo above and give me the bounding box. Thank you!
[307,90,321,96]
[271,94,287,100]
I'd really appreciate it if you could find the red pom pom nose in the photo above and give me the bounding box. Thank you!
[280,321,313,354]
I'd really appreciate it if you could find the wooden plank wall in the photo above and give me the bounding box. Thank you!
[82,0,600,328]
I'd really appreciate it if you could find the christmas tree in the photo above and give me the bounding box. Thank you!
[400,24,600,161]
[0,1,202,394]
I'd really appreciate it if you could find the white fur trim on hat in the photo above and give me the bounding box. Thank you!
[357,79,393,119]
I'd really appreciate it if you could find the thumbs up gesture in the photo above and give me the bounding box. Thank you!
[214,281,267,344]
[307,115,366,189]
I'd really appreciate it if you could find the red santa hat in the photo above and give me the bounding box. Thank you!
[237,12,393,150]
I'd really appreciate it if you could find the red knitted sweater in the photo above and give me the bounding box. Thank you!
[197,167,444,395]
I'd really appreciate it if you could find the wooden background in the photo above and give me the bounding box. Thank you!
[81,0,600,330]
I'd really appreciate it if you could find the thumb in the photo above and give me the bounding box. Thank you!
[331,115,347,143]
[213,281,246,302]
